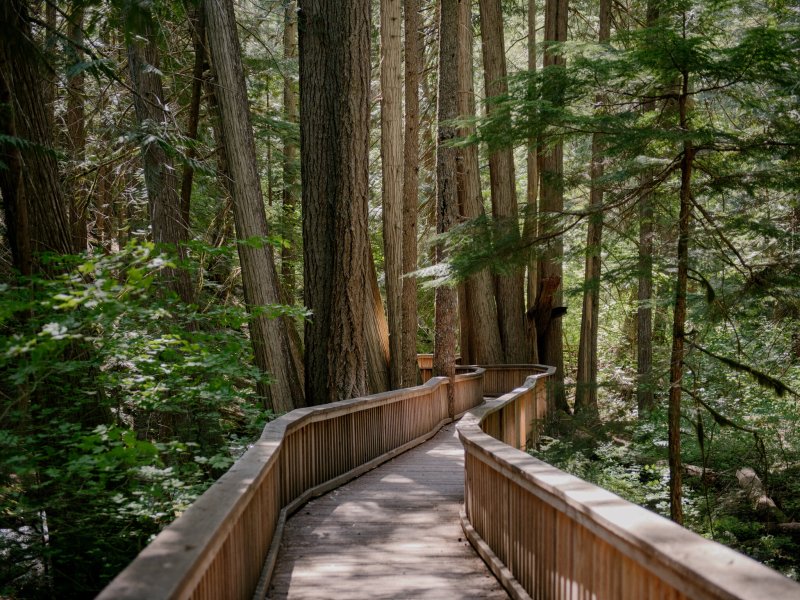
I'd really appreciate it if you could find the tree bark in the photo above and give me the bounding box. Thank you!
[523,0,539,363]
[66,5,87,251]
[668,66,693,526]
[435,0,459,417]
[457,0,504,366]
[127,16,193,303]
[402,0,421,386]
[179,4,207,236]
[281,0,299,299]
[0,0,72,266]
[538,0,569,413]
[299,0,373,404]
[478,0,527,364]
[575,0,610,418]
[381,0,404,389]
[205,0,305,412]
[637,2,658,416]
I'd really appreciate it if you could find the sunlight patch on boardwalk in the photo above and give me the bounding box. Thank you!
[268,424,509,599]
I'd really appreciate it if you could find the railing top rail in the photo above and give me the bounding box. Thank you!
[456,370,800,600]
[264,368,483,432]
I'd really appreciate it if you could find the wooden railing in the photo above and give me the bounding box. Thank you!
[98,365,485,600]
[457,368,800,600]
[417,355,538,398]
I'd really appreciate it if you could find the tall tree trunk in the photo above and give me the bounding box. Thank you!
[637,3,658,416]
[574,0,610,418]
[179,4,207,236]
[478,0,527,364]
[668,65,693,526]
[523,0,539,363]
[66,5,87,251]
[0,0,72,265]
[435,0,459,417]
[299,0,373,404]
[0,59,30,276]
[127,17,194,303]
[42,0,57,129]
[381,0,404,389]
[456,0,504,366]
[281,0,299,299]
[538,0,569,413]
[402,0,421,386]
[205,0,305,412]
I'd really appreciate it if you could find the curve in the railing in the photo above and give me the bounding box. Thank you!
[457,368,800,600]
[97,364,487,600]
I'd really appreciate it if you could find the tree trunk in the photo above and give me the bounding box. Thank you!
[381,0,404,389]
[637,3,658,416]
[402,0,421,386]
[668,66,693,526]
[523,0,539,363]
[281,0,299,299]
[127,17,194,303]
[478,0,527,364]
[435,0,459,417]
[179,4,207,236]
[538,0,569,413]
[205,0,305,412]
[457,0,504,366]
[66,5,87,251]
[574,0,610,418]
[299,0,373,404]
[0,0,72,265]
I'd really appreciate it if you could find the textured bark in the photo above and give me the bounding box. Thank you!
[205,0,304,412]
[127,18,193,303]
[435,0,459,417]
[523,0,539,362]
[478,0,527,364]
[0,62,30,275]
[299,0,373,404]
[402,0,421,386]
[179,5,207,236]
[538,0,569,413]
[381,0,404,389]
[637,182,655,414]
[43,0,57,128]
[281,0,299,299]
[668,68,693,526]
[637,3,659,416]
[66,6,87,251]
[575,0,610,418]
[0,0,72,265]
[456,0,504,366]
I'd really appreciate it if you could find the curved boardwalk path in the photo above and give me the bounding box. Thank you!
[268,423,509,599]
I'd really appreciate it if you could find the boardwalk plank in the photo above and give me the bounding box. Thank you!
[268,424,509,599]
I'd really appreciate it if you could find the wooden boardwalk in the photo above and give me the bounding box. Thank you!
[268,423,509,599]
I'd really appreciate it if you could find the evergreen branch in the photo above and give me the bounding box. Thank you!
[689,194,754,279]
[682,387,758,434]
[688,342,798,398]
[687,268,715,304]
